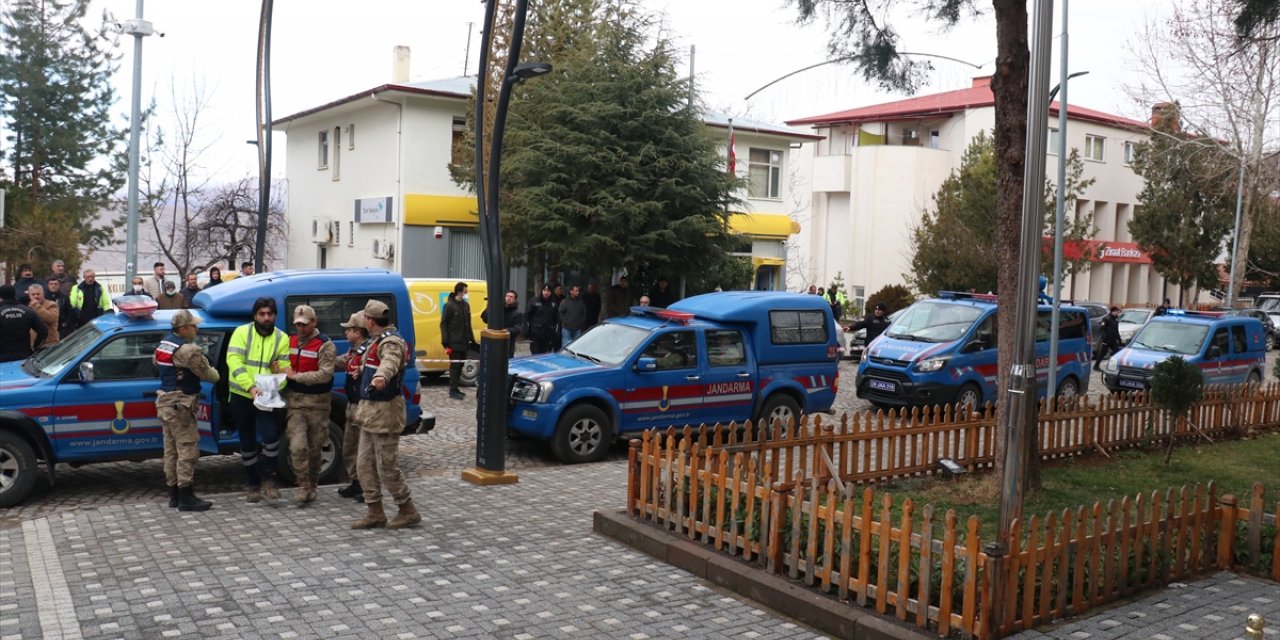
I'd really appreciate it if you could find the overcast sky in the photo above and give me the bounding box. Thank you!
[85,0,1176,182]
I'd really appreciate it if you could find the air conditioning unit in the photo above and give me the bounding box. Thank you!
[372,238,395,260]
[310,216,333,244]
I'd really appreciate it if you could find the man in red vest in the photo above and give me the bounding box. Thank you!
[284,304,337,506]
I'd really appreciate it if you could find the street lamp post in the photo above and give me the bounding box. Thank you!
[463,0,550,486]
[120,1,159,283]
[253,0,274,274]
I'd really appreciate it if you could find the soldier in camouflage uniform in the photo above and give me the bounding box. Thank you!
[155,310,221,511]
[336,311,370,501]
[351,299,421,530]
[284,304,337,506]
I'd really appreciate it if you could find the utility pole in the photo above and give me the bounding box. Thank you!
[253,0,274,274]
[120,1,159,283]
[464,22,474,76]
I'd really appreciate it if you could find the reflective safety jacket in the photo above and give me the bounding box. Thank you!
[226,323,290,399]
[288,332,334,394]
[156,332,202,395]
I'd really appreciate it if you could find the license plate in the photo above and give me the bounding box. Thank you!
[868,379,898,393]
[1118,378,1145,390]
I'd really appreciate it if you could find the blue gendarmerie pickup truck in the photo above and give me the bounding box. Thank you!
[0,269,426,508]
[507,291,842,463]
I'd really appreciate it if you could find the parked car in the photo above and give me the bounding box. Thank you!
[0,269,427,508]
[1117,308,1156,345]
[1220,308,1276,350]
[855,291,1093,409]
[1255,294,1280,330]
[506,292,842,463]
[1100,309,1266,392]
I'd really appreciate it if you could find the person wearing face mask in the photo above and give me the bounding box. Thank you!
[440,282,473,401]
[129,276,154,299]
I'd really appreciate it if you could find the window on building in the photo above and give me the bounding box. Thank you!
[318,130,329,169]
[348,221,354,247]
[451,117,467,168]
[929,130,940,150]
[1123,141,1135,165]
[748,148,782,199]
[347,123,355,150]
[1085,134,1106,162]
[1047,128,1059,155]
[332,126,341,181]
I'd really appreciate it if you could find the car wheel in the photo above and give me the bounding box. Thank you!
[1055,376,1080,406]
[0,431,38,509]
[277,421,344,486]
[756,393,801,439]
[460,348,480,387]
[956,384,983,411]
[1267,333,1275,351]
[551,405,613,464]
[1248,370,1262,385]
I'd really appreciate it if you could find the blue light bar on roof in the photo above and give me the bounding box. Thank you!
[936,291,999,302]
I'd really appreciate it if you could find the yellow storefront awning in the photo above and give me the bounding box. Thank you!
[404,194,478,227]
[728,213,801,239]
[752,257,785,268]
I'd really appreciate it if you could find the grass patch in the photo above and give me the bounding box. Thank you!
[883,431,1280,539]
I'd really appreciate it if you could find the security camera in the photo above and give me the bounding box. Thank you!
[434,226,443,239]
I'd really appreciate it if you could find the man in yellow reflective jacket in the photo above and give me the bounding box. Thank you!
[226,296,291,502]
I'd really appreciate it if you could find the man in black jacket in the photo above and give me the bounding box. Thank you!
[844,303,892,344]
[0,284,47,363]
[440,282,473,400]
[648,278,676,308]
[582,283,602,329]
[14,263,40,305]
[481,290,524,357]
[1094,306,1122,370]
[525,284,560,354]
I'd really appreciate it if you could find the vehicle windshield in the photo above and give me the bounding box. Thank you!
[1118,309,1153,325]
[25,324,103,377]
[886,301,984,343]
[1129,322,1209,355]
[561,323,649,366]
[1257,298,1280,312]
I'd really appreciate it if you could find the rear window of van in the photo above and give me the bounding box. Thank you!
[770,310,828,344]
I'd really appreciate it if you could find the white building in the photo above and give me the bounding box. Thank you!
[273,52,819,291]
[785,76,1165,306]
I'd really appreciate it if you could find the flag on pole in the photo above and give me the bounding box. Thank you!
[727,118,737,175]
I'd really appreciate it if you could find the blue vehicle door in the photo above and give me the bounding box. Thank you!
[699,329,756,426]
[621,329,702,432]
[1227,324,1256,383]
[51,331,168,460]
[1203,326,1231,384]
[192,330,228,454]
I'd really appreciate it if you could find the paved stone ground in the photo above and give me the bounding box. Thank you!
[1,463,831,640]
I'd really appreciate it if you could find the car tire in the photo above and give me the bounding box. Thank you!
[1248,370,1262,385]
[550,404,613,464]
[1267,333,1275,352]
[0,431,38,509]
[278,421,344,486]
[956,383,983,411]
[756,393,801,439]
[460,348,480,387]
[1055,376,1080,406]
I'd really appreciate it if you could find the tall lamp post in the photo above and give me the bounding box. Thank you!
[463,0,551,486]
[120,1,159,283]
[253,0,274,274]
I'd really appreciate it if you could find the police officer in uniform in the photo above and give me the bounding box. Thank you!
[336,311,370,500]
[0,285,46,363]
[284,305,337,506]
[155,310,220,511]
[845,302,892,343]
[352,299,421,530]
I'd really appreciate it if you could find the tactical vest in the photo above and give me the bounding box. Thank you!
[360,328,408,402]
[289,332,332,394]
[155,332,202,395]
[344,340,370,404]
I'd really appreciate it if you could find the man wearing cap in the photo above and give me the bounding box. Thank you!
[1154,298,1172,317]
[1095,306,1123,370]
[844,302,892,345]
[155,310,220,511]
[335,311,370,500]
[226,296,292,502]
[352,299,421,529]
[284,304,337,505]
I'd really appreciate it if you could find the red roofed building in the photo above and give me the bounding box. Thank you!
[785,76,1169,306]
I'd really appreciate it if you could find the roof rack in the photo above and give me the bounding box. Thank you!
[629,306,695,325]
[936,291,999,302]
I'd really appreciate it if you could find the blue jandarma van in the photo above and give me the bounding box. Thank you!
[855,291,1093,408]
[1100,309,1266,392]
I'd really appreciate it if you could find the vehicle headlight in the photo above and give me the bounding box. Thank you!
[510,378,553,403]
[859,349,868,364]
[1101,358,1118,374]
[915,357,948,373]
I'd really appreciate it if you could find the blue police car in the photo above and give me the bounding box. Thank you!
[1100,309,1266,391]
[507,292,842,463]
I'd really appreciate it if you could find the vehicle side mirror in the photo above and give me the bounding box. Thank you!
[1207,345,1222,359]
[636,357,657,371]
[79,362,95,382]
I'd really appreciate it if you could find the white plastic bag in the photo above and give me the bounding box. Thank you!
[253,373,287,410]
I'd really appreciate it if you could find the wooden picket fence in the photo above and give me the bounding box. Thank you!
[624,385,1280,639]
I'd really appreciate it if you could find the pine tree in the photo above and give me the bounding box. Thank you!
[452,0,741,291]
[0,0,123,277]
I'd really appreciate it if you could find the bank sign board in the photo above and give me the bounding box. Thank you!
[355,197,394,224]
[1043,238,1153,264]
